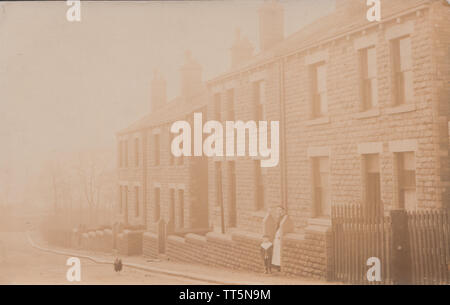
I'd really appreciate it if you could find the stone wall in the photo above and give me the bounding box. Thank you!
[165,231,268,274]
[142,231,159,258]
[282,227,333,280]
[117,230,144,256]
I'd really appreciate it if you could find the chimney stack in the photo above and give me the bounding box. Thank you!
[230,28,254,69]
[180,50,203,98]
[150,70,167,112]
[258,0,284,52]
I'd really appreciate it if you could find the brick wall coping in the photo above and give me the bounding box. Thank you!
[231,230,262,242]
[167,235,186,244]
[143,231,158,239]
[283,233,306,242]
[127,230,145,237]
[305,224,331,234]
[185,233,207,244]
[206,231,233,243]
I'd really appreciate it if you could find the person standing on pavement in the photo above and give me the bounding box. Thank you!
[272,206,287,272]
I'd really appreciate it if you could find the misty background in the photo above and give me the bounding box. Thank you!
[0,0,334,217]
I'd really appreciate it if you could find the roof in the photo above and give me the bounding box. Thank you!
[118,87,208,135]
[118,0,431,135]
[208,0,431,83]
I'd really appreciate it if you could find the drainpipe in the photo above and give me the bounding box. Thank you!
[142,128,148,228]
[278,58,288,212]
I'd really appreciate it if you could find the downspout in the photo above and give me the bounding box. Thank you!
[278,57,288,211]
[142,128,148,228]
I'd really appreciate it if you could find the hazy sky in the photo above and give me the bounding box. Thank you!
[0,0,334,201]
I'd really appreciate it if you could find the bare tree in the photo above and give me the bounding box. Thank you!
[76,151,110,226]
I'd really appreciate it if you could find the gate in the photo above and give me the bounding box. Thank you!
[331,205,449,284]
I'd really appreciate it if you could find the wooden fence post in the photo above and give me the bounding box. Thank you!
[391,209,412,284]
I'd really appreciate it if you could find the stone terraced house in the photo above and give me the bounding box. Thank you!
[116,0,449,280]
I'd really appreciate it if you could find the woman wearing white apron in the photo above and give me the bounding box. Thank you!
[271,206,286,271]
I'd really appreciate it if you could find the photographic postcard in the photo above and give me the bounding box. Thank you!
[0,0,449,292]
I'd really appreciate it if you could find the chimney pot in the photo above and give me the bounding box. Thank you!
[150,69,166,112]
[258,0,284,52]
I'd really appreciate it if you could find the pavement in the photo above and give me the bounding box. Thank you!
[0,231,331,285]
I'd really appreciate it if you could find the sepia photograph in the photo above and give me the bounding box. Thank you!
[0,0,449,294]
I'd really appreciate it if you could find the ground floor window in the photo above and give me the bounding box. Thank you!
[313,157,330,217]
[397,152,416,210]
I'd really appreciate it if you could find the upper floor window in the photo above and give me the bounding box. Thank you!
[154,134,160,166]
[214,93,221,121]
[360,46,378,111]
[169,128,174,166]
[119,141,123,168]
[392,36,413,105]
[124,140,128,167]
[311,63,327,118]
[135,186,140,217]
[253,81,266,121]
[226,89,235,121]
[134,138,140,167]
[119,186,123,212]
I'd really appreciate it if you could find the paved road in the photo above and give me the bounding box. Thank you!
[0,232,210,285]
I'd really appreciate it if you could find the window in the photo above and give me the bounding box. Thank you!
[124,186,128,218]
[119,186,123,212]
[135,186,139,217]
[214,93,221,121]
[215,162,223,207]
[226,89,235,121]
[360,46,378,110]
[253,81,266,121]
[364,154,382,216]
[311,63,327,118]
[169,189,175,225]
[255,160,265,210]
[169,128,174,166]
[228,161,237,227]
[397,152,416,210]
[178,189,184,229]
[119,141,123,167]
[124,140,128,167]
[392,36,413,105]
[154,187,160,222]
[135,138,140,167]
[154,134,160,166]
[313,157,330,217]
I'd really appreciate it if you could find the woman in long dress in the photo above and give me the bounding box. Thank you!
[271,206,286,271]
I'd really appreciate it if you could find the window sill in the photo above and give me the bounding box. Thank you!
[386,103,416,115]
[250,210,267,218]
[308,217,331,227]
[305,116,330,126]
[353,108,380,119]
[306,217,331,233]
[212,156,225,162]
